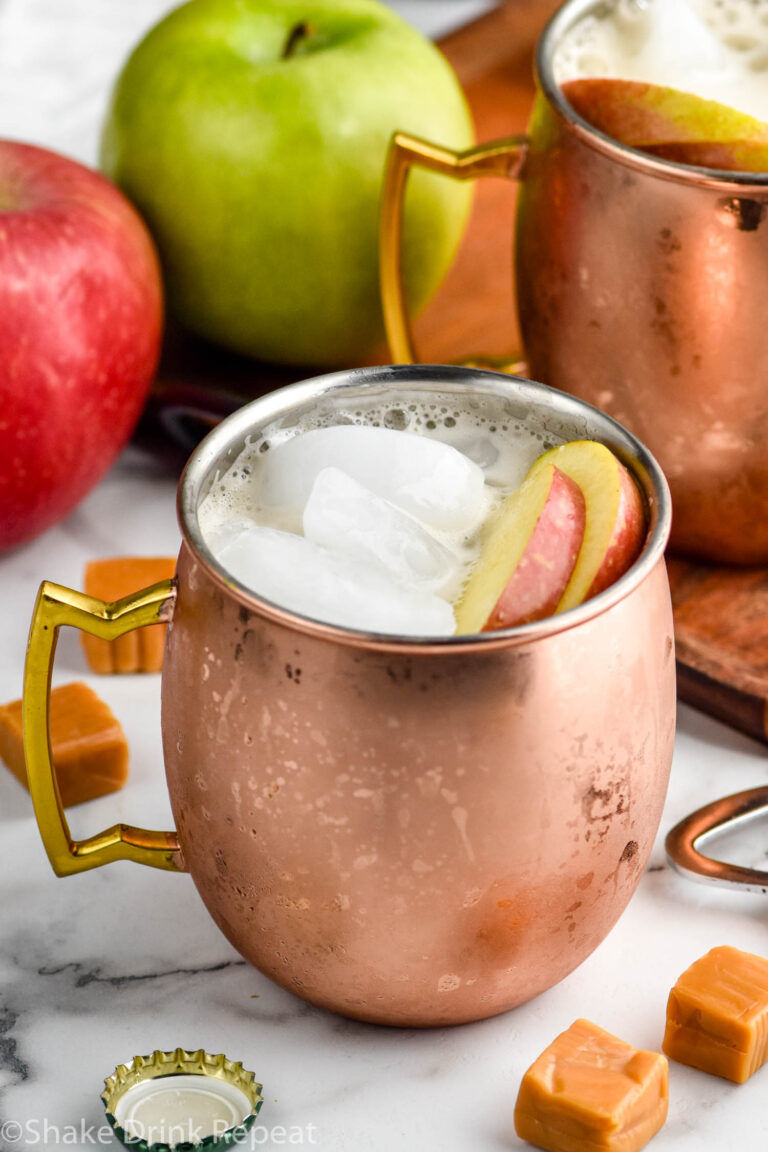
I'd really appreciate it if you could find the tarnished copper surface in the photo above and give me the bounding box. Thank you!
[519,0,768,563]
[162,549,673,1025]
[379,0,768,563]
[158,366,675,1026]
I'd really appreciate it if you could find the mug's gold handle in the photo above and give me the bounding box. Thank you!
[379,131,529,365]
[23,579,183,876]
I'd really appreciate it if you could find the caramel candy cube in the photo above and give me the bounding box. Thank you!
[81,556,176,673]
[0,681,128,807]
[663,945,768,1083]
[514,1018,668,1152]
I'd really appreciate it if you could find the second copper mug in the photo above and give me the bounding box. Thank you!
[23,365,675,1026]
[381,0,768,564]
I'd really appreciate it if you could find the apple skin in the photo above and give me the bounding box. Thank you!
[0,141,163,551]
[562,78,768,171]
[643,139,768,172]
[583,461,646,601]
[529,441,646,614]
[484,467,585,630]
[455,464,586,635]
[100,0,473,366]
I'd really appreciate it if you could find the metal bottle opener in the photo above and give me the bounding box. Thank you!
[666,786,768,893]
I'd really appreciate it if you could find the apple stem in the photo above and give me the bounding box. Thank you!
[283,22,312,59]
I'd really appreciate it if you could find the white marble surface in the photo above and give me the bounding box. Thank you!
[1,2,768,1150]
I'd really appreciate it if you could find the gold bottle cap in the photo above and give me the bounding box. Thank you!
[102,1048,263,1151]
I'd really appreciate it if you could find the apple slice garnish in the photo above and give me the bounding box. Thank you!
[528,441,646,613]
[642,139,768,172]
[455,464,586,634]
[562,78,768,172]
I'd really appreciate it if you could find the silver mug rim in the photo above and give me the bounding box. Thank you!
[177,365,671,653]
[537,0,768,189]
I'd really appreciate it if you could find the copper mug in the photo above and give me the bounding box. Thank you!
[381,0,768,564]
[24,365,675,1027]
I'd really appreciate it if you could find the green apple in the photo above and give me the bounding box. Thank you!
[101,0,473,366]
[562,78,768,172]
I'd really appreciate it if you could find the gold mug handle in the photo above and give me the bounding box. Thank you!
[23,579,183,876]
[379,131,529,366]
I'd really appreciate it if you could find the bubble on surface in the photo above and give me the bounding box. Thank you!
[383,408,410,430]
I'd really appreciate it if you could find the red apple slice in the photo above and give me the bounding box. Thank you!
[529,441,646,613]
[643,139,768,173]
[562,78,768,172]
[455,464,586,634]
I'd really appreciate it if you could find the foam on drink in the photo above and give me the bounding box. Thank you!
[198,396,563,636]
[554,0,768,124]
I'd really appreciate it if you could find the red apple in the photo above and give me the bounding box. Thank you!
[455,464,586,634]
[0,141,163,551]
[529,441,646,612]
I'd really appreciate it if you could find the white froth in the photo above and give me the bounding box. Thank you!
[198,397,561,637]
[555,0,768,124]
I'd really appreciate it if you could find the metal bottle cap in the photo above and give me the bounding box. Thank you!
[102,1048,263,1151]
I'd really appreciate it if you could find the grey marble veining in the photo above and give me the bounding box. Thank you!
[2,448,768,1150]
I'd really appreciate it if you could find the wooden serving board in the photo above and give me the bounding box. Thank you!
[148,0,768,746]
[667,561,768,745]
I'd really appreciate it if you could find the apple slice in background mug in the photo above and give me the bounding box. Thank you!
[562,78,768,172]
[642,138,768,172]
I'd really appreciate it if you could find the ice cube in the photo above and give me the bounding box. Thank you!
[451,433,500,471]
[201,512,255,556]
[303,468,455,590]
[259,425,486,532]
[216,524,456,637]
